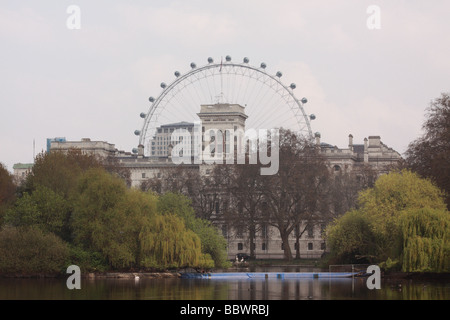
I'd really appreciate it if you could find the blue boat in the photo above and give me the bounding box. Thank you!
[180,272,358,279]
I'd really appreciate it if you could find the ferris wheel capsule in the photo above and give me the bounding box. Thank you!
[174,71,180,77]
[149,96,155,103]
[134,130,141,136]
[207,57,214,63]
[290,83,296,89]
[276,71,283,78]
[190,62,196,69]
[160,82,167,89]
[260,62,267,69]
[301,97,308,104]
[225,55,232,62]
[140,112,146,118]
[310,114,316,120]
[243,57,249,63]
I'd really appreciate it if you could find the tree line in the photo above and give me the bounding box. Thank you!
[141,93,450,272]
[141,128,378,261]
[0,150,229,275]
[0,93,449,274]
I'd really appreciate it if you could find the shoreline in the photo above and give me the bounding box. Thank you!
[1,270,449,281]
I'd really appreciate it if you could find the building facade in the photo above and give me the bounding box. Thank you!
[37,103,402,260]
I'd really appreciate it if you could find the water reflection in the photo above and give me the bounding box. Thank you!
[0,269,448,300]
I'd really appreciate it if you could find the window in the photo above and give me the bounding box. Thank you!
[236,226,244,238]
[307,224,314,238]
[321,242,326,250]
[215,201,220,214]
[308,243,313,250]
[141,173,146,179]
[262,243,267,251]
[237,243,243,251]
[261,224,268,239]
[221,225,228,237]
[334,165,341,172]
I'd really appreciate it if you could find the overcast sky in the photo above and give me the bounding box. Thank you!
[1,1,449,172]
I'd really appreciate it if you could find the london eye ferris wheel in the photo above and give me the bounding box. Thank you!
[134,56,316,156]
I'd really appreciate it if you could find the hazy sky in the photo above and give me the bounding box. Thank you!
[1,1,449,172]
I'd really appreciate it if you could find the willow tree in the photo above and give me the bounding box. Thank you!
[139,213,213,269]
[157,192,229,268]
[357,169,447,260]
[326,169,449,270]
[72,168,158,269]
[401,208,449,272]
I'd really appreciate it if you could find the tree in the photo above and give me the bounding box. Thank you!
[139,213,210,269]
[26,149,131,196]
[325,210,380,264]
[400,208,449,272]
[224,163,265,260]
[5,185,70,240]
[358,169,447,249]
[405,93,450,209]
[260,129,330,260]
[71,168,153,269]
[25,149,102,198]
[329,164,377,216]
[325,169,449,271]
[157,192,229,268]
[141,165,225,221]
[0,163,16,225]
[0,225,69,274]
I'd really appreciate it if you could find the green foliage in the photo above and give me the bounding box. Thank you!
[71,168,155,269]
[326,170,450,272]
[139,213,208,269]
[157,193,230,268]
[2,162,227,273]
[358,169,447,260]
[325,210,380,264]
[0,163,16,226]
[190,218,230,268]
[68,245,108,272]
[0,226,69,274]
[5,185,69,239]
[26,150,101,198]
[400,208,449,272]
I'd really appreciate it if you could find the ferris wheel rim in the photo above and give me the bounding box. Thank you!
[137,57,314,151]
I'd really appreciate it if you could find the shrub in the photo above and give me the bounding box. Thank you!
[0,226,69,275]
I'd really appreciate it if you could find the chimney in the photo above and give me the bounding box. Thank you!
[315,132,321,146]
[138,144,144,157]
[368,136,381,148]
[364,138,369,163]
[348,134,353,151]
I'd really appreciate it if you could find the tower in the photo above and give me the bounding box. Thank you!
[197,103,248,160]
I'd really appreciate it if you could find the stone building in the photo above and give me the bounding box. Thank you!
[41,103,402,260]
[12,163,34,185]
[49,138,117,158]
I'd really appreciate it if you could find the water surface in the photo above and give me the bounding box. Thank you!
[0,267,448,300]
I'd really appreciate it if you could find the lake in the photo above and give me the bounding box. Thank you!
[0,267,448,300]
